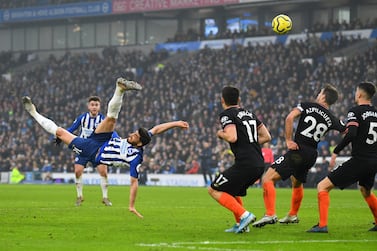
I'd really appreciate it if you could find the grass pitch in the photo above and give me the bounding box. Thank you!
[0,184,376,251]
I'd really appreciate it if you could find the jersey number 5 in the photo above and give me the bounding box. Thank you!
[242,120,257,143]
[366,122,377,144]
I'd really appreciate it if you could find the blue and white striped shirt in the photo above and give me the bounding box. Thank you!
[96,137,143,178]
[67,112,105,138]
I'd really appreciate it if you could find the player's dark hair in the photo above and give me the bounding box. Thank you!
[88,96,101,103]
[322,84,338,105]
[138,127,151,146]
[222,86,239,106]
[358,82,376,100]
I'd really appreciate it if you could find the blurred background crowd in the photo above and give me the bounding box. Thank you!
[0,16,376,187]
[168,18,377,42]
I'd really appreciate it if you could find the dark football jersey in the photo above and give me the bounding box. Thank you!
[219,107,264,166]
[346,105,377,160]
[294,102,346,148]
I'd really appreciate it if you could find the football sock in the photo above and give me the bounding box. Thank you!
[364,193,377,224]
[100,176,109,198]
[263,181,276,216]
[289,186,304,216]
[240,211,250,219]
[234,196,243,223]
[107,85,124,119]
[218,192,246,219]
[76,176,83,198]
[32,112,58,135]
[318,191,329,227]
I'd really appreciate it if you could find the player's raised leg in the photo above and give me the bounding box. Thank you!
[22,96,76,144]
[95,78,142,134]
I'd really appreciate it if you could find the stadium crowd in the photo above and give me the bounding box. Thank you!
[0,32,376,187]
[168,18,377,42]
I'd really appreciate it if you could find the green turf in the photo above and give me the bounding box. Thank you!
[0,184,376,251]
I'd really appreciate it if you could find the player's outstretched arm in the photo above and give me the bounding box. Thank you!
[66,115,82,134]
[149,121,189,136]
[129,176,143,218]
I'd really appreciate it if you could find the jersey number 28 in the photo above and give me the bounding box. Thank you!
[300,116,328,142]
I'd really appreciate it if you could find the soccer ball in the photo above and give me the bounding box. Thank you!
[272,14,292,35]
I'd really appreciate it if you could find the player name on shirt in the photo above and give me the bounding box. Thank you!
[237,110,254,119]
[361,111,377,120]
[305,107,333,127]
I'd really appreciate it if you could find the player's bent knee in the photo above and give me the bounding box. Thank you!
[359,186,371,198]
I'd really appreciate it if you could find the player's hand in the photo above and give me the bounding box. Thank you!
[286,140,299,150]
[129,207,143,218]
[216,130,223,140]
[54,138,62,146]
[178,121,189,130]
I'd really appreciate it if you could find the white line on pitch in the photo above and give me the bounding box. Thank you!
[137,239,377,250]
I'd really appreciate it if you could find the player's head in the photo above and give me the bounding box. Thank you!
[127,127,151,147]
[87,96,101,116]
[138,127,151,146]
[356,82,376,102]
[222,86,240,106]
[319,84,338,106]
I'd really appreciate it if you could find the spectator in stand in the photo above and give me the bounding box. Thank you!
[186,159,200,174]
[200,141,213,186]
[262,142,274,170]
[41,159,53,181]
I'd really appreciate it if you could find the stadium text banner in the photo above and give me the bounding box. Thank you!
[112,0,240,14]
[155,41,201,52]
[0,1,112,23]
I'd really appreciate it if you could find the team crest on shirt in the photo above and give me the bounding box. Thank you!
[94,121,100,127]
[220,116,232,126]
[347,112,356,120]
[128,147,139,155]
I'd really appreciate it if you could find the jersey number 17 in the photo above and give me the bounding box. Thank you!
[242,120,257,143]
